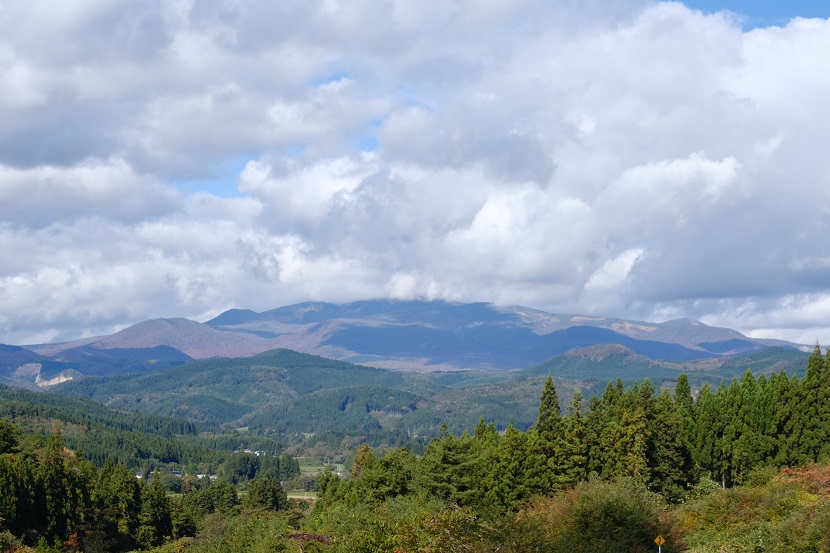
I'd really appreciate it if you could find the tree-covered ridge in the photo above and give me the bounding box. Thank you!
[0,386,201,437]
[300,347,830,552]
[49,345,809,464]
[2,346,830,551]
[317,345,830,516]
[0,386,293,473]
[0,414,302,552]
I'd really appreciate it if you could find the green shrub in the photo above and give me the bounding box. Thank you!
[519,477,668,553]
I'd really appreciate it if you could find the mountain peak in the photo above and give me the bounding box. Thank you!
[91,317,267,358]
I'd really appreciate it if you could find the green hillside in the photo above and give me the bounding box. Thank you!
[49,346,809,460]
[0,346,827,552]
[0,386,283,471]
[523,344,807,387]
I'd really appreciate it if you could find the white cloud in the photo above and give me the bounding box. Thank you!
[585,248,645,292]
[2,1,830,345]
[0,159,177,226]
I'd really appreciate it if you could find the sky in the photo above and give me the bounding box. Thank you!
[2,0,830,346]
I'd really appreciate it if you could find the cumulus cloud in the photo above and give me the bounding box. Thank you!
[1,0,830,344]
[0,159,177,226]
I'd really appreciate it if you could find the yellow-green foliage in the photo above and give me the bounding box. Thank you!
[311,495,482,553]
[513,477,670,553]
[676,465,830,552]
[143,511,295,553]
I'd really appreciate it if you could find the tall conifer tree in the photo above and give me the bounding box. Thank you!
[528,375,563,493]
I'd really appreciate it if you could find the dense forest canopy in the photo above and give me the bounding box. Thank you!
[1,344,830,551]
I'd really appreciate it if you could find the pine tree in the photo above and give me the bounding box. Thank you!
[584,395,605,477]
[245,476,288,511]
[800,343,826,461]
[136,477,172,549]
[674,374,696,454]
[820,349,830,460]
[537,375,562,441]
[92,459,141,550]
[415,433,480,506]
[648,390,693,501]
[730,370,763,483]
[692,384,720,483]
[558,392,587,488]
[0,418,20,455]
[771,373,805,466]
[484,422,531,512]
[37,432,88,541]
[527,375,563,494]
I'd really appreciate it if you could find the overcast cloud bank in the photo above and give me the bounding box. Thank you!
[1,1,830,345]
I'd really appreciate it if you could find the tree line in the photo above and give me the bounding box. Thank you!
[4,345,830,551]
[0,420,298,552]
[315,343,830,516]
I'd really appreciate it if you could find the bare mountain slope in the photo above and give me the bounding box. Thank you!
[90,318,272,358]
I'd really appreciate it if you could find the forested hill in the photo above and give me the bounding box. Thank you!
[49,345,810,460]
[0,386,285,470]
[2,344,829,552]
[302,344,830,552]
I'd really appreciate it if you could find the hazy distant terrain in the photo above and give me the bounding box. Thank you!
[2,300,804,390]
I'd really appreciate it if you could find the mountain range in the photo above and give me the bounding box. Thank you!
[1,299,805,387]
[0,300,812,453]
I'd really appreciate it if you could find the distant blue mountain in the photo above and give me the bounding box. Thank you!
[51,345,193,376]
[203,299,777,369]
[697,339,765,355]
[207,300,505,328]
[0,342,192,385]
[322,321,714,368]
[5,299,796,377]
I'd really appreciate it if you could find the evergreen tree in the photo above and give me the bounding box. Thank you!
[558,392,587,489]
[718,379,740,487]
[674,374,696,456]
[693,384,721,483]
[351,447,417,504]
[474,417,488,440]
[806,342,824,381]
[415,433,480,505]
[245,476,288,511]
[484,422,531,512]
[351,443,375,481]
[821,349,830,460]
[536,375,562,441]
[731,370,763,482]
[0,455,21,535]
[136,477,172,549]
[595,382,647,479]
[648,390,693,501]
[0,418,19,455]
[37,432,91,542]
[771,373,805,466]
[278,452,300,481]
[204,479,239,513]
[92,459,141,551]
[583,395,605,477]
[754,374,776,464]
[527,375,563,495]
[800,343,826,461]
[169,496,198,540]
